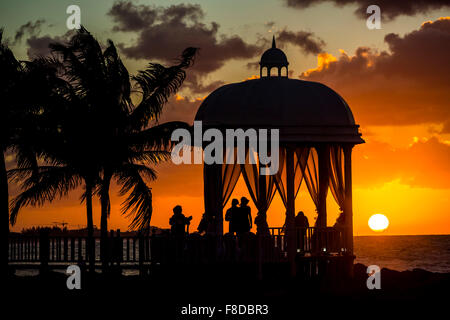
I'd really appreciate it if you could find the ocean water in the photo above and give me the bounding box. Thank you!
[354,235,450,273]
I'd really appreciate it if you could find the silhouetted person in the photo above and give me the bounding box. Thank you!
[169,205,192,236]
[295,211,309,253]
[255,211,270,236]
[295,211,309,228]
[197,212,208,235]
[235,197,252,234]
[225,199,239,235]
[331,212,345,252]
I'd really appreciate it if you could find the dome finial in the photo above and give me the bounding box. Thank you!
[272,35,276,48]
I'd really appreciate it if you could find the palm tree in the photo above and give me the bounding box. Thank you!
[10,28,197,271]
[7,54,102,272]
[0,28,21,276]
[0,29,65,275]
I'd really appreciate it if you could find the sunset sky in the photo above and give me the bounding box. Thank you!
[1,0,449,235]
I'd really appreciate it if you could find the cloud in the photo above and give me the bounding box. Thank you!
[277,29,326,54]
[25,33,70,59]
[157,95,203,124]
[109,1,159,32]
[300,18,450,127]
[442,121,450,133]
[108,1,323,95]
[182,76,225,96]
[109,1,262,75]
[354,137,450,189]
[283,0,450,20]
[108,1,264,96]
[13,19,45,44]
[265,21,276,29]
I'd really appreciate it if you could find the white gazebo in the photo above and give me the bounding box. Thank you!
[194,37,364,269]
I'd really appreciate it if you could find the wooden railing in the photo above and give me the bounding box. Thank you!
[269,227,347,255]
[8,227,348,268]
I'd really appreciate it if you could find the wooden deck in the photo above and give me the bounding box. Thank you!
[8,227,354,278]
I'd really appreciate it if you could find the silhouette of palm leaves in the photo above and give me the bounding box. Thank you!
[9,27,197,234]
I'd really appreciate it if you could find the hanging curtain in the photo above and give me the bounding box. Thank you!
[222,163,241,207]
[203,164,222,232]
[240,149,277,225]
[241,163,277,213]
[329,145,346,224]
[302,147,320,212]
[203,148,242,234]
[274,147,309,208]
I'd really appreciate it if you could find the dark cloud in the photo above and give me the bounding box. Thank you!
[26,33,71,59]
[354,137,450,189]
[108,1,326,95]
[277,29,325,54]
[26,35,55,58]
[246,61,260,70]
[284,0,450,20]
[300,18,450,127]
[13,19,45,44]
[109,1,158,31]
[109,1,261,74]
[108,1,265,95]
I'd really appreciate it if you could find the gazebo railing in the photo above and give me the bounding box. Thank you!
[269,227,347,255]
[9,227,348,269]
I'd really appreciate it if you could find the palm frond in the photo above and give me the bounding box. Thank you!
[129,47,198,127]
[7,165,58,183]
[9,166,81,225]
[116,164,155,230]
[130,121,191,150]
[127,150,171,164]
[103,39,132,114]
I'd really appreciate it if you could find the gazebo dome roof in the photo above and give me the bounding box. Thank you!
[196,77,354,127]
[260,47,288,66]
[194,39,364,144]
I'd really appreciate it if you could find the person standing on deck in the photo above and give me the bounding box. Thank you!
[225,199,239,235]
[295,211,309,228]
[235,197,252,234]
[169,205,192,236]
[295,211,309,253]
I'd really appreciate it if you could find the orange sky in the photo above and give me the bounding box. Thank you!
[12,142,450,236]
[3,3,450,236]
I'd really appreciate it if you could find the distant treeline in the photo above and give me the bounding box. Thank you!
[17,225,167,237]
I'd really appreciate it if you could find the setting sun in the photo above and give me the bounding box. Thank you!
[368,214,390,232]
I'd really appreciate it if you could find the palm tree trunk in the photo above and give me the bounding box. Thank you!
[100,172,111,272]
[0,151,9,277]
[85,179,95,273]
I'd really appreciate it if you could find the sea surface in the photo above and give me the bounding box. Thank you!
[354,235,450,273]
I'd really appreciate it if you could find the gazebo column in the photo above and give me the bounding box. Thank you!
[285,147,296,276]
[343,145,354,254]
[317,145,330,228]
[258,164,267,218]
[203,163,223,235]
